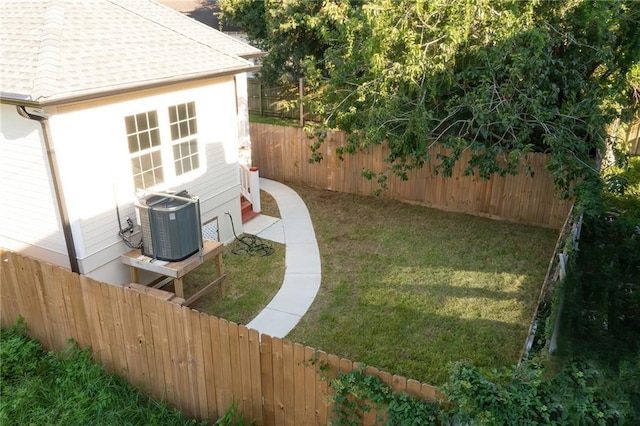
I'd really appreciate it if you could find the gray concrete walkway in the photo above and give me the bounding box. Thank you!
[242,178,321,338]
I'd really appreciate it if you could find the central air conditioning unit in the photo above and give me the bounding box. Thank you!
[136,190,202,262]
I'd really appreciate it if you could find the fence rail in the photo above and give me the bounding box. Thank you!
[250,123,573,229]
[0,250,440,425]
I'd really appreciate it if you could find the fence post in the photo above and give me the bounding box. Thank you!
[259,80,263,117]
[299,77,304,127]
[250,167,261,213]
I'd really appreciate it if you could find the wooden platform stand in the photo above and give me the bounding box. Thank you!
[121,240,226,306]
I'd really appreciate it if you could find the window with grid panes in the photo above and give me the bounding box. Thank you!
[126,111,163,190]
[169,102,200,175]
[125,102,200,190]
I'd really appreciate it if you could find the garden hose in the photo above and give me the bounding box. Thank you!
[225,212,275,256]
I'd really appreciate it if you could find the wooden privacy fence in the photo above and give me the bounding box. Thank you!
[519,205,581,360]
[247,78,299,120]
[0,250,441,425]
[250,123,573,229]
[625,118,640,156]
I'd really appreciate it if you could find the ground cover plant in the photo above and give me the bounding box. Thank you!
[284,183,557,384]
[0,319,201,425]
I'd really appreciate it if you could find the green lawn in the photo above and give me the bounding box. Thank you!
[184,191,285,325]
[188,184,557,385]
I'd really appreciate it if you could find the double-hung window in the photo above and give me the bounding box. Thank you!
[126,111,163,190]
[125,102,200,190]
[169,102,199,176]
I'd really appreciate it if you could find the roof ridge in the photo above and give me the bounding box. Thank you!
[107,0,255,64]
[154,0,263,57]
[32,2,64,101]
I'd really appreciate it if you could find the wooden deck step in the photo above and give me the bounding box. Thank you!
[241,196,259,223]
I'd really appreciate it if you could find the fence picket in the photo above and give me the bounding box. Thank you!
[189,310,209,420]
[137,291,164,401]
[314,350,329,426]
[282,340,295,426]
[293,343,306,425]
[238,325,253,418]
[228,322,245,414]
[9,254,47,347]
[105,284,129,379]
[0,251,21,329]
[216,318,234,414]
[249,328,263,425]
[260,335,276,426]
[159,300,178,406]
[304,346,317,426]
[63,272,91,349]
[118,287,148,392]
[271,337,285,426]
[207,316,225,417]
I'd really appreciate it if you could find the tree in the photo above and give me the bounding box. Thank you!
[221,0,640,211]
[219,0,330,84]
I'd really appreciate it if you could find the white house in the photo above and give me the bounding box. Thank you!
[0,0,263,284]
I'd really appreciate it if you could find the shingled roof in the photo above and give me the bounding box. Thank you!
[0,0,262,106]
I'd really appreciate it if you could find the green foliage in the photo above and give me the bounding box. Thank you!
[215,401,254,426]
[219,0,329,85]
[0,318,203,425]
[444,360,624,425]
[558,156,640,421]
[329,367,441,426]
[564,204,640,345]
[223,0,640,213]
[330,361,626,425]
[217,0,267,46]
[602,156,640,221]
[0,318,46,385]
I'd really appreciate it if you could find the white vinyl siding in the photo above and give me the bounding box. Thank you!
[0,104,69,268]
[48,77,242,283]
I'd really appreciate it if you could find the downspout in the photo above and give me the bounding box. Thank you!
[16,105,80,273]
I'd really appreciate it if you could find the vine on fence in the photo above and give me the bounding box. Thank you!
[327,361,625,425]
[443,360,622,425]
[329,366,441,426]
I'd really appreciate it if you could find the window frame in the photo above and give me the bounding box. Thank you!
[168,102,200,176]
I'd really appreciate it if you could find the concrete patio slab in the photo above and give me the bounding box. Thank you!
[243,214,284,244]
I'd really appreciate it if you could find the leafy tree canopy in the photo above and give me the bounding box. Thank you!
[220,0,640,212]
